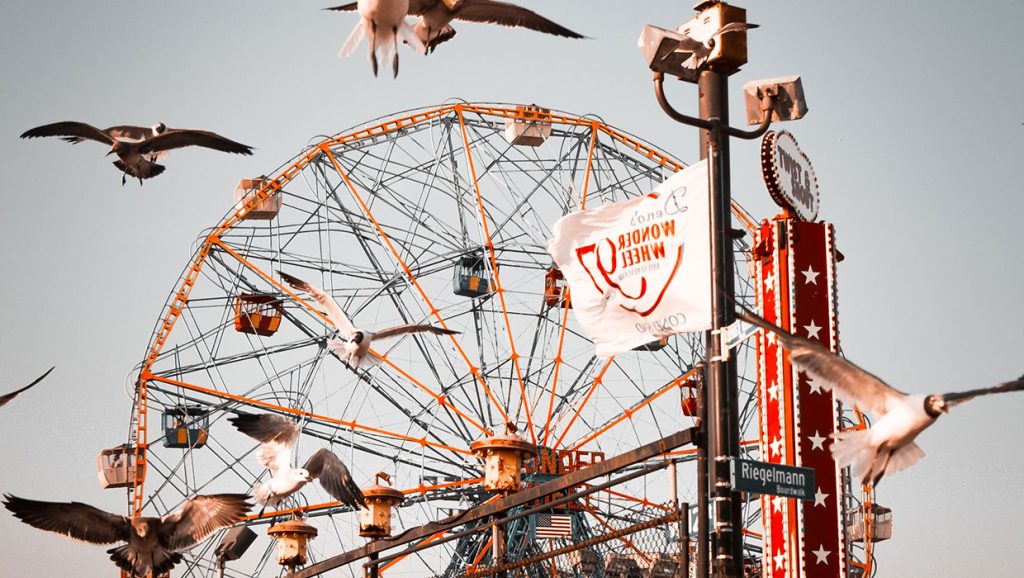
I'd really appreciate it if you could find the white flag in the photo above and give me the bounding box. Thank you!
[547,160,712,356]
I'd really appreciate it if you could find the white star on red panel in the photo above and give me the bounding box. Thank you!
[812,544,831,565]
[764,274,775,293]
[774,550,787,571]
[814,487,829,507]
[770,437,783,458]
[808,430,826,451]
[801,265,820,285]
[771,495,783,514]
[806,373,826,395]
[803,319,822,340]
[768,383,781,401]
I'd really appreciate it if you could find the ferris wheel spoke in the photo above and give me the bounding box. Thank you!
[456,107,531,440]
[324,147,509,435]
[568,367,699,452]
[553,357,615,450]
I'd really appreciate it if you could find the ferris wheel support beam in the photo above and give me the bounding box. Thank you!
[455,106,534,443]
[323,145,510,435]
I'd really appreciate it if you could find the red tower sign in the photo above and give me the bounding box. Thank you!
[755,218,846,578]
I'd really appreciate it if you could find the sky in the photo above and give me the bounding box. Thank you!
[1,1,1023,577]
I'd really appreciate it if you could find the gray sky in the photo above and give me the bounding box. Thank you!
[2,1,1022,576]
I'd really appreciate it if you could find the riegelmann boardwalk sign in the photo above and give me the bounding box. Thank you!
[730,458,815,501]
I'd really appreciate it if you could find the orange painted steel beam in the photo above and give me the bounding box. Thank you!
[662,438,758,457]
[146,373,473,456]
[552,357,615,450]
[597,486,672,511]
[405,477,484,496]
[541,123,599,447]
[381,531,448,575]
[322,145,509,435]
[211,237,490,437]
[569,367,700,452]
[455,105,534,444]
[541,300,572,446]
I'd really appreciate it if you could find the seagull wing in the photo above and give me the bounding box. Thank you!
[228,412,299,475]
[406,0,438,15]
[304,448,366,508]
[372,324,459,342]
[0,366,53,408]
[711,22,759,40]
[104,125,156,142]
[279,271,356,338]
[158,494,251,552]
[20,121,116,145]
[2,494,131,545]
[324,2,357,11]
[942,375,1024,407]
[453,0,583,38]
[137,129,253,155]
[736,310,905,416]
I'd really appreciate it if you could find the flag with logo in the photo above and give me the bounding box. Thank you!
[547,160,712,356]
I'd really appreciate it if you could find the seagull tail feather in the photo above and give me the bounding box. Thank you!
[340,20,366,58]
[830,429,876,482]
[253,482,273,505]
[398,21,427,55]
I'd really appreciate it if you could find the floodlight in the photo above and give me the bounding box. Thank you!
[215,525,257,562]
[743,76,808,125]
[638,24,699,82]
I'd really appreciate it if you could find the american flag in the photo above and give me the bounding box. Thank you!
[535,512,572,539]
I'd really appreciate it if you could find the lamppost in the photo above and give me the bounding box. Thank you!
[639,2,807,577]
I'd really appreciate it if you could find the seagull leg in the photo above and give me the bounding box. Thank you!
[369,20,379,77]
[122,171,127,186]
[871,450,893,487]
[392,25,400,78]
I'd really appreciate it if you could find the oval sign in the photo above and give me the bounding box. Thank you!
[761,130,819,221]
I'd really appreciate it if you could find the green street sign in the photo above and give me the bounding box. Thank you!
[730,458,815,501]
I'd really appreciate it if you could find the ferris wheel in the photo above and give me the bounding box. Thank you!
[118,103,770,577]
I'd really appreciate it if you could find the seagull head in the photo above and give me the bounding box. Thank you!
[351,331,365,345]
[130,517,150,538]
[923,394,948,418]
[107,141,128,156]
[152,122,166,135]
[295,468,313,483]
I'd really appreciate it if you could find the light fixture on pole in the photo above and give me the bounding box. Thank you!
[639,2,808,577]
[214,525,256,578]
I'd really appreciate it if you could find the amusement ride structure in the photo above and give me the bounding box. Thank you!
[108,101,888,577]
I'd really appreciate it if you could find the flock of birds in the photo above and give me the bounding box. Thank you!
[16,1,585,188]
[1,272,458,577]
[5,1,1023,575]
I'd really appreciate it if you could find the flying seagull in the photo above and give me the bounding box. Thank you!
[228,412,365,514]
[279,271,459,369]
[20,121,253,185]
[736,310,1024,486]
[0,367,53,409]
[3,493,251,577]
[662,21,758,71]
[329,0,584,54]
[334,0,426,77]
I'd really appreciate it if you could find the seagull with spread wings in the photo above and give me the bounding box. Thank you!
[334,0,426,78]
[736,310,1024,486]
[329,0,583,54]
[0,367,53,409]
[20,121,253,185]
[228,412,365,515]
[279,271,458,370]
[654,21,758,71]
[3,493,251,577]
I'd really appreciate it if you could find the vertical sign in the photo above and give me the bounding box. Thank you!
[789,221,846,578]
[755,219,846,578]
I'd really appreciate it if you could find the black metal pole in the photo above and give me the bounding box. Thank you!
[695,364,709,578]
[698,69,743,578]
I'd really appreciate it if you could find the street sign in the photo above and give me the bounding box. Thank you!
[730,458,815,501]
